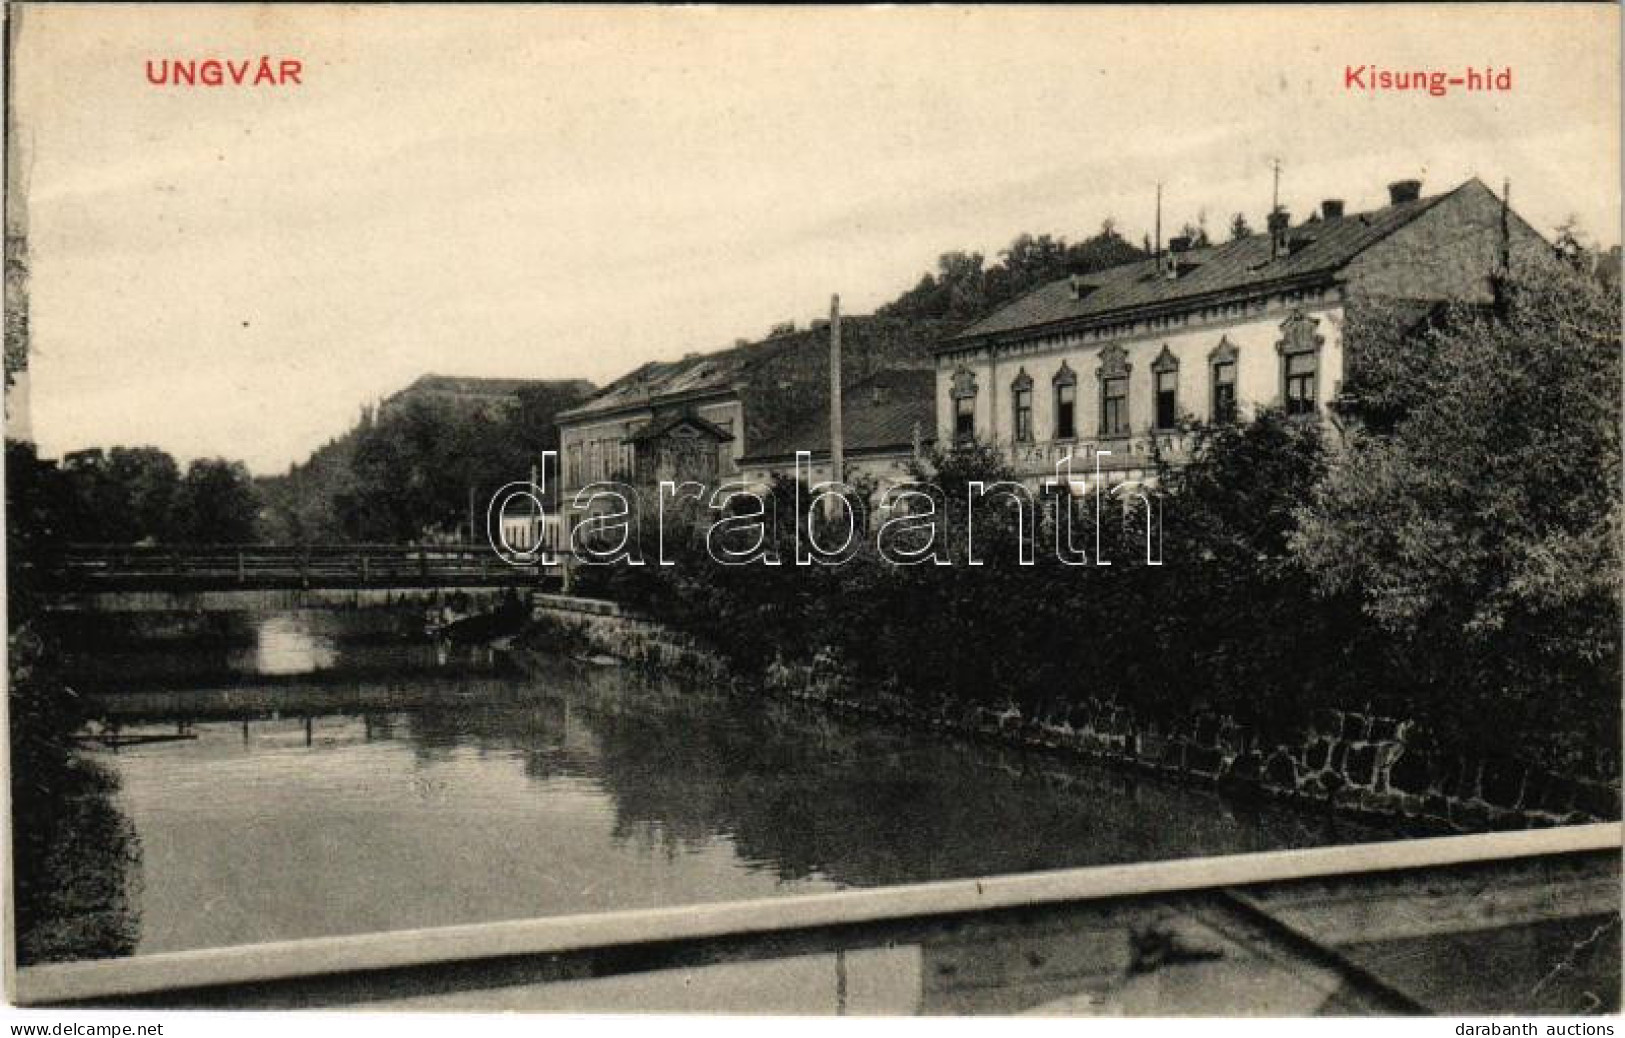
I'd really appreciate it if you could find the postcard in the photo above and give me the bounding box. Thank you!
[3,3,1620,1026]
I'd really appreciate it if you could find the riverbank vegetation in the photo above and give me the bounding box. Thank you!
[7,442,142,963]
[576,260,1622,782]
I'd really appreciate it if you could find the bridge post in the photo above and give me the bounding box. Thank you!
[361,553,370,585]
[236,550,246,585]
[299,547,309,589]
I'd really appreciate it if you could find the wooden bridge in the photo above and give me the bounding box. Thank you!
[50,543,556,593]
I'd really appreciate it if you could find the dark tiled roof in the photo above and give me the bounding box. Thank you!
[557,326,828,421]
[740,368,935,462]
[942,183,1468,349]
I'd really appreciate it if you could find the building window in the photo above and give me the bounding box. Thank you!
[1096,344,1131,437]
[715,418,735,473]
[1011,370,1033,442]
[1155,371,1178,429]
[1102,377,1129,435]
[1053,362,1077,439]
[1151,345,1179,430]
[1285,353,1317,414]
[1209,336,1239,423]
[1275,310,1324,416]
[950,366,979,442]
[1212,361,1237,422]
[955,395,975,440]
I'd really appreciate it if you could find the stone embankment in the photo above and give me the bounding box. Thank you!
[528,594,1622,833]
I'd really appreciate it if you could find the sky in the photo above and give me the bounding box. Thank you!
[12,3,1620,474]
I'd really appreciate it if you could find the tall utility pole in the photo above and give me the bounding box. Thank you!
[1154,182,1162,256]
[1494,178,1513,315]
[828,294,843,488]
[1499,178,1512,275]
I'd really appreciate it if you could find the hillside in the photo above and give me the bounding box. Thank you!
[259,223,1145,543]
[257,378,596,543]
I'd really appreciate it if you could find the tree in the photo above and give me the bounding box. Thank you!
[175,457,261,543]
[1553,215,1586,267]
[1145,411,1382,736]
[6,440,72,607]
[46,444,186,544]
[335,382,591,544]
[56,450,122,542]
[1293,261,1621,773]
[1229,213,1253,241]
[938,250,988,319]
[104,446,180,543]
[256,433,359,544]
[880,228,1144,323]
[341,399,460,541]
[1064,225,1144,276]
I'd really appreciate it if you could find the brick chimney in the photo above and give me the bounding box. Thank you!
[1321,199,1345,220]
[1388,179,1422,205]
[1163,234,1191,278]
[1267,208,1291,258]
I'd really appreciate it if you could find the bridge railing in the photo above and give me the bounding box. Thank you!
[11,823,1619,1011]
[53,543,553,591]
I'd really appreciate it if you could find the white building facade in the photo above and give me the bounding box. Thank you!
[934,177,1551,487]
[938,288,1345,485]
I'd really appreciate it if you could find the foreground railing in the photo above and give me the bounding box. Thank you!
[11,823,1620,1013]
[50,543,555,591]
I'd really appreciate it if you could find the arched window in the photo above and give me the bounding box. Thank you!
[1052,362,1077,440]
[1096,344,1131,437]
[1276,310,1324,415]
[1011,369,1034,442]
[1151,345,1180,430]
[951,367,979,442]
[1209,336,1239,423]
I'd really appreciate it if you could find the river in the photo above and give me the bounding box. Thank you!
[61,607,1396,958]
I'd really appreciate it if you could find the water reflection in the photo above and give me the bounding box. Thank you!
[71,608,1399,959]
[59,609,469,693]
[230,613,340,675]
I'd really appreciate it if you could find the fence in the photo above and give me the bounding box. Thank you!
[52,543,555,591]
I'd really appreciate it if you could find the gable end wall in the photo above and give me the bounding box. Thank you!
[1342,180,1554,302]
